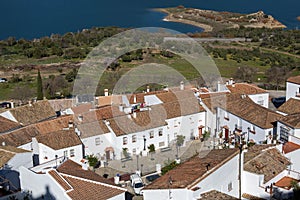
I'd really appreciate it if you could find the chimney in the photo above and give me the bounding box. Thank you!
[217,81,221,92]
[133,95,137,104]
[28,101,32,106]
[81,159,88,170]
[104,89,109,96]
[119,104,124,112]
[2,142,5,146]
[229,78,234,85]
[10,102,14,108]
[180,81,184,90]
[78,114,83,122]
[133,111,137,118]
[146,85,150,93]
[68,120,74,128]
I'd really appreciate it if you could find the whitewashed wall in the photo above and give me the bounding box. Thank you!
[7,152,33,171]
[285,149,300,172]
[37,143,83,164]
[286,82,300,101]
[108,192,126,200]
[249,93,269,108]
[19,167,71,200]
[242,171,266,198]
[143,188,192,200]
[218,107,272,144]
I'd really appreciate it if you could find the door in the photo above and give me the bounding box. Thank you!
[225,128,229,141]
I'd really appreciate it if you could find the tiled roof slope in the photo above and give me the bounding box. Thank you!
[57,160,114,186]
[279,113,300,128]
[107,108,167,136]
[144,149,239,189]
[201,93,241,113]
[128,90,167,104]
[199,190,238,200]
[227,83,267,95]
[36,130,82,150]
[0,116,21,134]
[63,175,125,200]
[155,90,195,104]
[277,98,300,115]
[0,116,73,147]
[48,170,72,191]
[244,147,290,183]
[9,100,56,126]
[220,95,282,129]
[287,75,300,85]
[283,142,300,154]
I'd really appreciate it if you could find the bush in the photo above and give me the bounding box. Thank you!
[161,161,178,175]
[86,154,98,168]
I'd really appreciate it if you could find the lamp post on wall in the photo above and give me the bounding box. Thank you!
[143,135,146,151]
[55,155,58,168]
[247,127,250,145]
[136,155,139,171]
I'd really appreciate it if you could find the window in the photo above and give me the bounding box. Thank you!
[257,100,264,106]
[190,129,194,139]
[132,135,137,143]
[280,126,289,143]
[224,111,229,120]
[250,125,256,134]
[159,142,165,147]
[158,129,163,136]
[123,137,128,145]
[95,137,101,146]
[174,132,177,138]
[70,149,75,157]
[132,148,136,155]
[64,150,68,157]
[150,131,154,139]
[228,182,233,192]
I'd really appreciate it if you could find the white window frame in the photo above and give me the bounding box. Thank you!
[95,137,101,146]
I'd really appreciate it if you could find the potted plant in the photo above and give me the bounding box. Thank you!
[148,144,155,160]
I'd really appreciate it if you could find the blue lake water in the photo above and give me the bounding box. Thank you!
[0,0,299,39]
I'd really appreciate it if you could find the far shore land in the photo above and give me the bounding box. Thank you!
[154,7,286,32]
[155,8,213,32]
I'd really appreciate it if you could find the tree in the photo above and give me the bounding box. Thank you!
[265,66,290,90]
[234,66,258,82]
[10,86,34,104]
[86,154,98,168]
[176,135,185,147]
[37,70,43,100]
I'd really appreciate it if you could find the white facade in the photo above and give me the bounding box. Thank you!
[6,152,33,171]
[286,82,300,101]
[143,188,192,200]
[276,121,300,143]
[217,107,273,144]
[248,93,269,108]
[32,139,83,165]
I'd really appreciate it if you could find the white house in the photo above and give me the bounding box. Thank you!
[286,75,300,101]
[76,89,206,161]
[226,82,269,108]
[242,145,293,199]
[143,149,240,200]
[32,129,83,165]
[216,94,282,144]
[276,113,300,144]
[20,159,126,200]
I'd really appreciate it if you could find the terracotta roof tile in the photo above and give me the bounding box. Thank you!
[275,176,299,190]
[8,100,56,126]
[0,116,73,147]
[199,190,238,200]
[63,175,125,200]
[244,147,290,183]
[144,149,239,190]
[36,130,82,150]
[279,113,300,128]
[287,75,300,85]
[48,170,72,191]
[219,95,282,129]
[278,98,300,115]
[283,142,300,154]
[57,160,115,186]
[0,116,21,134]
[227,83,267,95]
[96,95,122,107]
[201,93,240,113]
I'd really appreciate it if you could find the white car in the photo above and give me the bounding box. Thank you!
[130,173,144,195]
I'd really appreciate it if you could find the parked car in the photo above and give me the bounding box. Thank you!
[0,78,7,83]
[130,173,144,195]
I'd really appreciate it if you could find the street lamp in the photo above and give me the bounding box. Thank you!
[143,135,146,151]
[247,127,250,145]
[136,155,139,171]
[140,164,143,176]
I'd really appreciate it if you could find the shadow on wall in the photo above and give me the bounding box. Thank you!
[7,185,56,200]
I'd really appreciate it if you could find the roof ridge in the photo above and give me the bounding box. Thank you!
[48,170,74,192]
[60,173,127,192]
